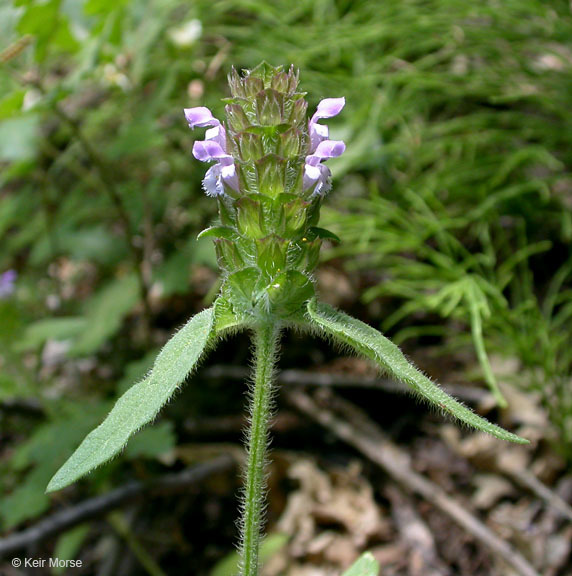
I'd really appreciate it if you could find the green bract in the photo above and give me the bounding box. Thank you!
[48,63,528,576]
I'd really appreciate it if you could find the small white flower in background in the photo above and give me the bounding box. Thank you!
[103,64,131,91]
[23,88,42,111]
[169,19,202,48]
[187,79,204,100]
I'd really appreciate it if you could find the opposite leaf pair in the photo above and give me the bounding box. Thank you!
[47,297,526,493]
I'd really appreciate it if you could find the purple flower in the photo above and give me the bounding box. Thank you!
[308,97,345,153]
[0,270,17,299]
[304,98,346,196]
[184,107,238,196]
[303,139,346,196]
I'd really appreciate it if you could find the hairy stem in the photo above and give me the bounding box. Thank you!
[240,323,280,576]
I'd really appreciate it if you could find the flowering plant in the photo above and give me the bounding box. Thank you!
[47,63,527,575]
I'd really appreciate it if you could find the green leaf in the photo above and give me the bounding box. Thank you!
[17,1,59,37]
[84,0,128,15]
[306,299,528,444]
[236,196,266,238]
[52,525,90,575]
[17,0,79,60]
[267,270,314,316]
[308,226,341,244]
[226,267,261,311]
[214,296,248,332]
[2,403,110,529]
[16,317,86,352]
[197,226,239,241]
[281,196,308,235]
[1,467,51,530]
[0,300,22,345]
[256,234,287,276]
[70,274,140,357]
[342,552,380,576]
[0,116,39,161]
[46,307,216,492]
[116,351,158,395]
[0,90,25,120]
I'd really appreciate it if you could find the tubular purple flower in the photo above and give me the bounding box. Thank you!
[303,139,346,196]
[184,106,237,196]
[0,269,17,299]
[308,97,345,153]
[201,163,238,197]
[184,106,220,129]
[192,140,230,162]
[192,140,238,196]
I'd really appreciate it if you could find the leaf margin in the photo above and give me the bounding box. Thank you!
[306,298,528,445]
[46,306,217,492]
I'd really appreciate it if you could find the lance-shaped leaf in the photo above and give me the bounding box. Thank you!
[306,299,528,444]
[47,307,216,492]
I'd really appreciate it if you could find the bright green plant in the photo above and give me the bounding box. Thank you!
[47,63,527,576]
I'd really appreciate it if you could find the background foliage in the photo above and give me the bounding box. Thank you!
[1,0,571,573]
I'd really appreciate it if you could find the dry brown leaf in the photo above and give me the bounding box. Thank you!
[274,458,387,574]
[472,474,515,509]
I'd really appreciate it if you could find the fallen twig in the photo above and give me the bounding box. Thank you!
[0,455,235,557]
[498,460,572,524]
[204,365,489,404]
[386,485,451,576]
[183,412,302,436]
[286,389,540,576]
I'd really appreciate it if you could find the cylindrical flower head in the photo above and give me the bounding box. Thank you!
[184,63,345,320]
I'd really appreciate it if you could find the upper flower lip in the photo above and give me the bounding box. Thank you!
[184,107,221,129]
[307,140,346,165]
[312,98,346,122]
[309,97,345,153]
[185,107,227,149]
[192,140,232,163]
